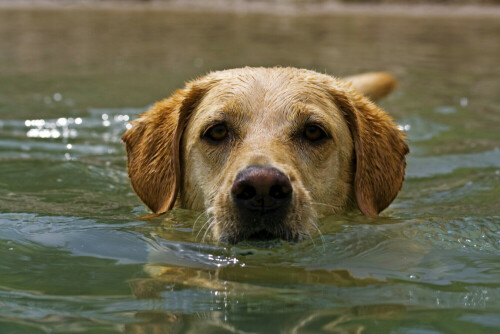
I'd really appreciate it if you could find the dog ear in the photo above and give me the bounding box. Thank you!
[121,78,215,216]
[329,84,409,216]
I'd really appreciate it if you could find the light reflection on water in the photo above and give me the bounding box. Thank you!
[0,8,499,334]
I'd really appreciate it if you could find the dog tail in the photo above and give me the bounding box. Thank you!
[343,72,398,102]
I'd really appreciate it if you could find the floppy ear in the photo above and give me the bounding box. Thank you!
[121,78,214,216]
[329,84,409,216]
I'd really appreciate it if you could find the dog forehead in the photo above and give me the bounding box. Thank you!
[195,68,340,124]
[205,67,327,98]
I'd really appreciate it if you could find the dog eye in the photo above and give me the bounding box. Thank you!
[204,123,228,142]
[303,125,327,142]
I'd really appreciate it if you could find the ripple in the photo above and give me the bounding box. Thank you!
[0,213,148,264]
[398,115,450,142]
[0,286,143,330]
[407,149,500,178]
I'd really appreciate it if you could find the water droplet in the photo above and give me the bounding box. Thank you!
[56,118,68,126]
[397,124,411,132]
[53,93,62,102]
[435,106,456,115]
[75,117,83,125]
[114,114,130,122]
[26,129,38,137]
[460,97,468,107]
[66,144,72,149]
[50,129,61,138]
[27,119,45,127]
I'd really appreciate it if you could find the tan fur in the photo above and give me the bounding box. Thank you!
[122,67,408,242]
[344,72,398,102]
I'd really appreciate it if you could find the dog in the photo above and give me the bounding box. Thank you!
[122,67,408,244]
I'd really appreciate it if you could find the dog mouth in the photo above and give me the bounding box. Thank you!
[246,229,279,241]
[221,231,282,245]
[219,222,301,245]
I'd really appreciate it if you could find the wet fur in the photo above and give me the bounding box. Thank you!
[122,67,408,243]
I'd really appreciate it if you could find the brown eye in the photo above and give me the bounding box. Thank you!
[204,123,228,142]
[303,125,327,142]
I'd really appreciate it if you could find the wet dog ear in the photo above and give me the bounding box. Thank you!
[329,83,409,216]
[121,78,215,216]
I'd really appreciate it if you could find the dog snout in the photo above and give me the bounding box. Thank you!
[231,166,292,213]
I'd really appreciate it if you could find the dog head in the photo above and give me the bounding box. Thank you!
[122,67,408,244]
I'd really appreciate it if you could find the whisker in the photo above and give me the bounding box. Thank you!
[193,209,210,230]
[310,219,326,252]
[196,218,215,253]
[306,230,316,247]
[311,201,342,210]
[311,201,343,215]
[195,217,214,242]
[201,219,217,244]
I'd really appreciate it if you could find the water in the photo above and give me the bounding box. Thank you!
[1,8,500,333]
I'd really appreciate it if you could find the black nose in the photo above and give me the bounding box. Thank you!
[231,166,293,213]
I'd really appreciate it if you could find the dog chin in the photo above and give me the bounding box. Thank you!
[217,221,303,245]
[216,226,304,245]
[210,205,316,245]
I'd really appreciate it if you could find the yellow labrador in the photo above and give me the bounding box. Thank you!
[122,67,408,244]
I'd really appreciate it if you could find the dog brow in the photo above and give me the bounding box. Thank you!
[221,99,243,115]
[286,102,320,122]
[201,100,248,125]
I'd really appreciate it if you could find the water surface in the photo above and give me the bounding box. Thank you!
[1,8,499,333]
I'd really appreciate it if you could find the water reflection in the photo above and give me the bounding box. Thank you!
[26,122,78,139]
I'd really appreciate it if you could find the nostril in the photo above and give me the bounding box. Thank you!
[235,183,256,200]
[270,184,292,199]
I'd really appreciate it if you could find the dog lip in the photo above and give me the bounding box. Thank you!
[246,229,279,241]
[235,204,292,231]
[241,196,289,213]
[219,223,301,244]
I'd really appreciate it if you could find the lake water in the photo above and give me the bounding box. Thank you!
[1,8,499,333]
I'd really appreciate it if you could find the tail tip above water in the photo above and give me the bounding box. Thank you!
[343,72,398,101]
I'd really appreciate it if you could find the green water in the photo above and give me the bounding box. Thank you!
[1,8,499,333]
